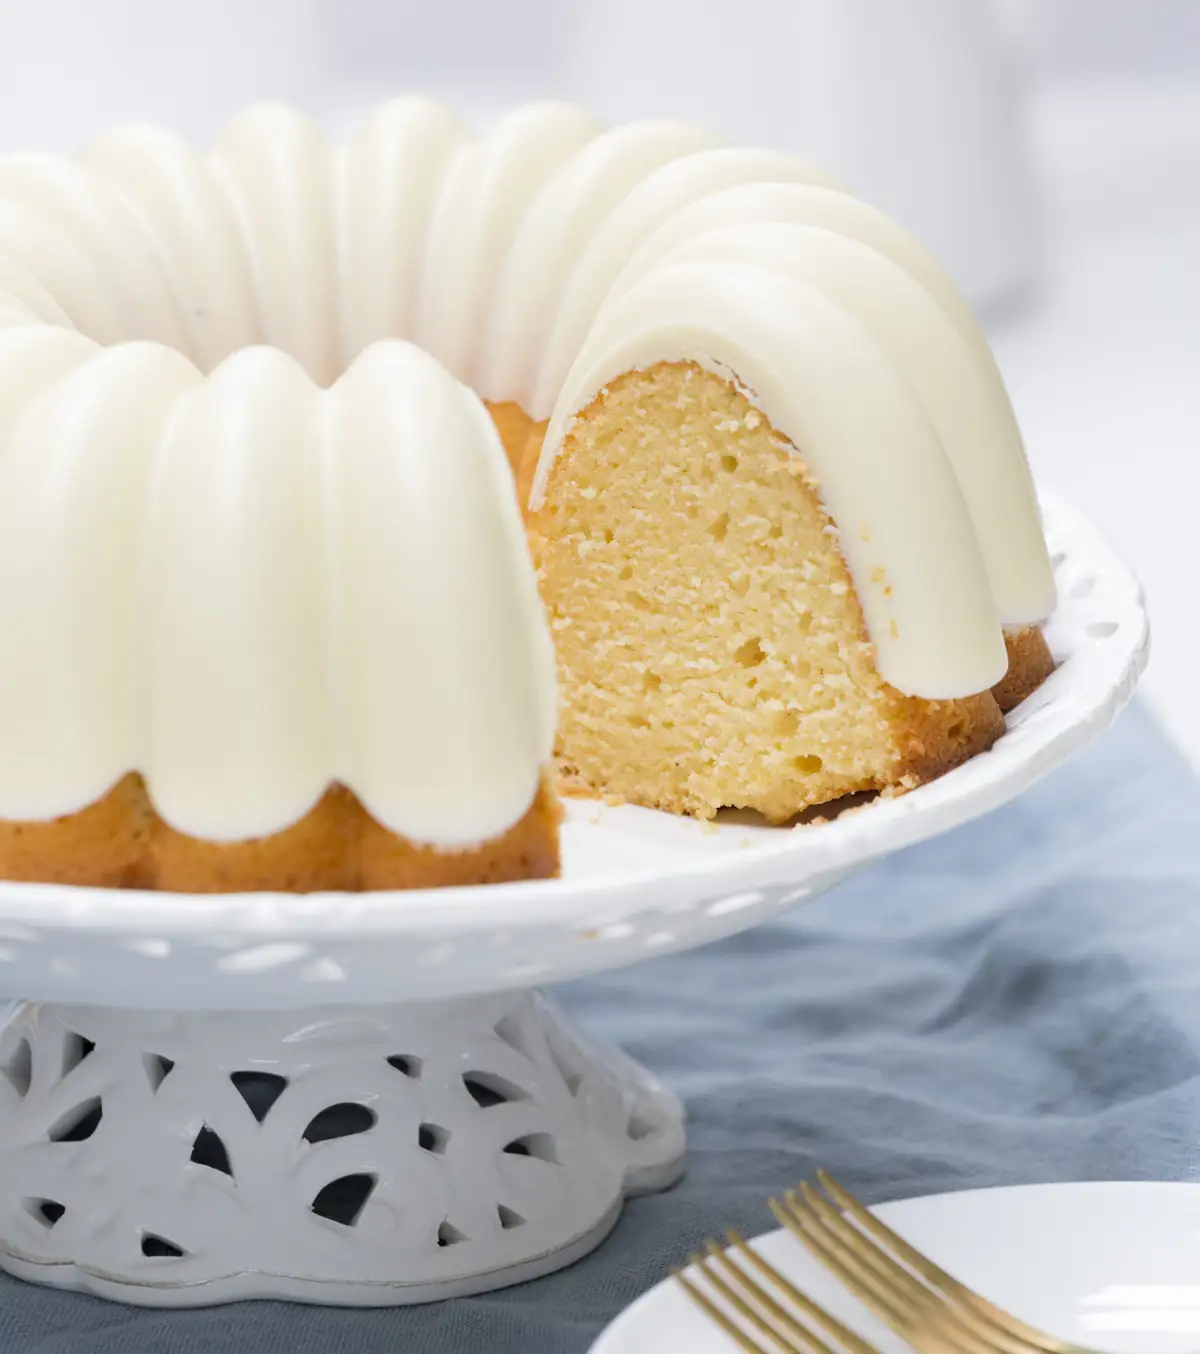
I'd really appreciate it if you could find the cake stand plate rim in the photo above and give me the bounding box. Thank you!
[0,486,1148,1009]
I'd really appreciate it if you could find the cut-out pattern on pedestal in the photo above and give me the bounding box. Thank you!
[143,1053,174,1091]
[47,1097,102,1143]
[2,1039,30,1097]
[463,1072,526,1108]
[23,1199,64,1227]
[419,1123,449,1154]
[0,994,684,1299]
[303,1104,376,1143]
[61,1034,94,1076]
[311,1174,375,1228]
[142,1232,185,1259]
[190,1126,232,1177]
[230,1070,288,1121]
[503,1134,559,1163]
[493,1015,534,1059]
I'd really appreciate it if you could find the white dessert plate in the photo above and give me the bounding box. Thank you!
[0,489,1148,1008]
[591,1181,1200,1354]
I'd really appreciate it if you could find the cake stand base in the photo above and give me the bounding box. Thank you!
[0,992,685,1306]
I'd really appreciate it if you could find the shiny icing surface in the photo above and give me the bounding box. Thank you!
[0,97,1054,837]
[534,178,1058,695]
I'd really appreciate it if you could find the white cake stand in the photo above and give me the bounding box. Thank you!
[0,491,1147,1307]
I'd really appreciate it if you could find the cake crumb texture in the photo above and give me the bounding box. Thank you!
[530,361,1006,821]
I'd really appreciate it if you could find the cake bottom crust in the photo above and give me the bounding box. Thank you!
[995,626,1056,713]
[0,774,561,893]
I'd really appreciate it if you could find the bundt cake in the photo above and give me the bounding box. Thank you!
[0,97,1054,890]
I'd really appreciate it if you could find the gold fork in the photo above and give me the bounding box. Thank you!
[771,1171,1090,1354]
[674,1229,883,1354]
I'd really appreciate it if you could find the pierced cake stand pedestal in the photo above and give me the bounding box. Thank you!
[0,492,1149,1306]
[0,993,685,1305]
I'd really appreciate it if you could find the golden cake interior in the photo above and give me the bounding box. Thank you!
[526,360,1049,823]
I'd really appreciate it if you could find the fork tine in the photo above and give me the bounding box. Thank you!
[706,1239,843,1354]
[675,1266,774,1354]
[725,1229,880,1354]
[816,1173,981,1300]
[816,1174,1074,1354]
[800,1182,1014,1354]
[689,1248,806,1354]
[776,1189,992,1354]
[770,1193,916,1339]
[799,1182,935,1318]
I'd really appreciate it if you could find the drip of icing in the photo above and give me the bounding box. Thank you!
[535,260,1008,700]
[0,341,201,815]
[325,343,553,846]
[142,346,327,837]
[609,180,1026,455]
[625,222,1054,627]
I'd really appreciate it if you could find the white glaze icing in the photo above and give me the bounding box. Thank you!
[0,154,190,353]
[0,255,71,327]
[528,147,841,414]
[334,97,468,372]
[0,339,202,817]
[0,197,125,344]
[0,97,1053,839]
[537,262,1008,699]
[608,222,1052,629]
[82,122,259,370]
[604,180,1035,497]
[0,330,553,845]
[476,121,720,405]
[210,106,339,386]
[415,101,603,385]
[323,344,555,846]
[531,179,1056,694]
